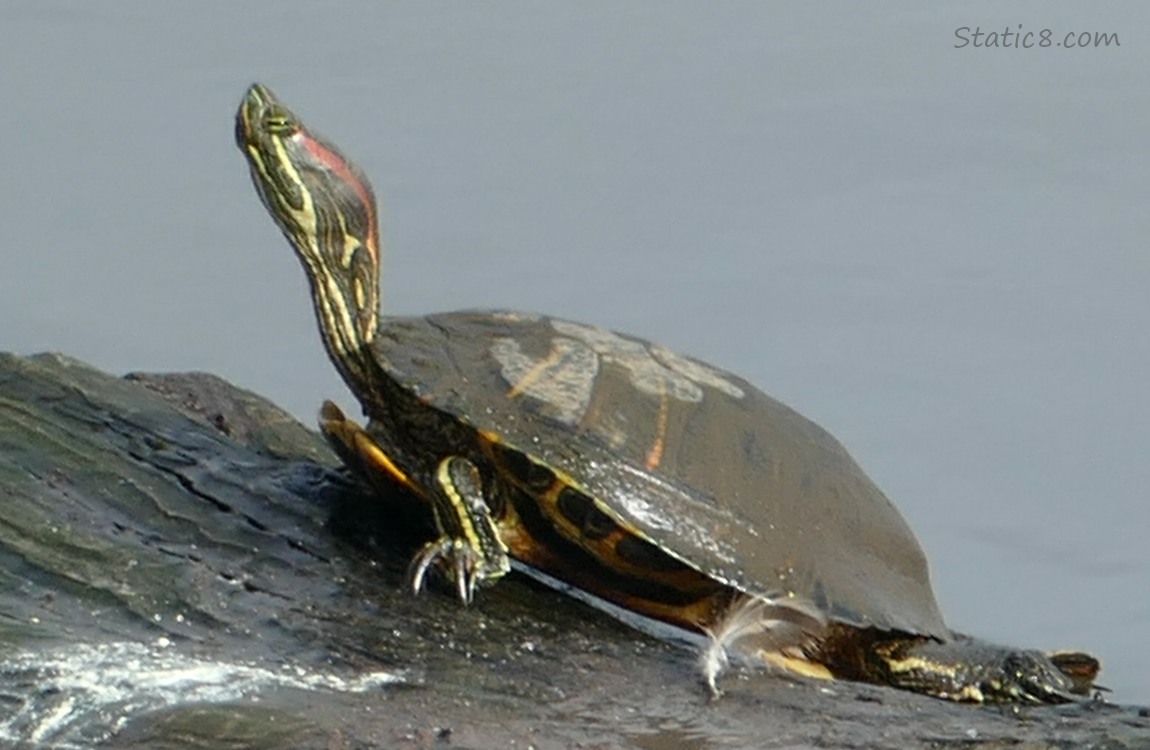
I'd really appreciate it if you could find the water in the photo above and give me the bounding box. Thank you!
[0,639,401,748]
[1,1,1147,706]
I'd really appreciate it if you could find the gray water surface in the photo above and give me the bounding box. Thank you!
[2,3,1147,703]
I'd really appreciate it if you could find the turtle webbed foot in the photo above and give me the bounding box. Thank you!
[885,636,1102,704]
[999,649,1103,704]
[1047,650,1105,698]
[993,650,1089,704]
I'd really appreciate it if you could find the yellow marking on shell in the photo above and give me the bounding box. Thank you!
[505,342,571,400]
[483,425,739,569]
[477,430,653,553]
[645,385,669,471]
[526,475,573,544]
[478,429,589,508]
[486,438,583,510]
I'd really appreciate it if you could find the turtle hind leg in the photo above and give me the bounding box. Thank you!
[863,634,1100,704]
[409,455,511,605]
[319,400,421,495]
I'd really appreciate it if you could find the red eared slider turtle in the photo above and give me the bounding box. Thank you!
[235,83,1099,703]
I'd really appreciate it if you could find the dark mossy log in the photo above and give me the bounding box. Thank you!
[0,353,1144,749]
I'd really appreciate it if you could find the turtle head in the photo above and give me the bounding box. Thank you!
[235,83,381,380]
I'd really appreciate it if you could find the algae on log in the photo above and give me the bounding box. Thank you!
[0,352,1145,749]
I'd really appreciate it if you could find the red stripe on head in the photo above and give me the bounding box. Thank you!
[293,130,380,263]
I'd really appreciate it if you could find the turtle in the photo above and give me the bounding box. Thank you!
[234,82,1099,703]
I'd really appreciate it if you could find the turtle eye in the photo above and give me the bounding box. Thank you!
[264,112,295,135]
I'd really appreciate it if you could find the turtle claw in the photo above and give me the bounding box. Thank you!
[408,538,444,597]
[453,546,481,604]
[408,537,482,605]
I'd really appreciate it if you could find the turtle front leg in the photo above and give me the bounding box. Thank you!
[316,401,509,603]
[409,455,511,604]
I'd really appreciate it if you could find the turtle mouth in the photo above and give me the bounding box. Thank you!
[234,83,275,151]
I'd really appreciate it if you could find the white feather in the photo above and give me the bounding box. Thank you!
[700,594,826,697]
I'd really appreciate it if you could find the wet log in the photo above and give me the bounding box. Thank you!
[0,352,1145,749]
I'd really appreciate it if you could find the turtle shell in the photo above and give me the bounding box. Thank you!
[370,309,949,640]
